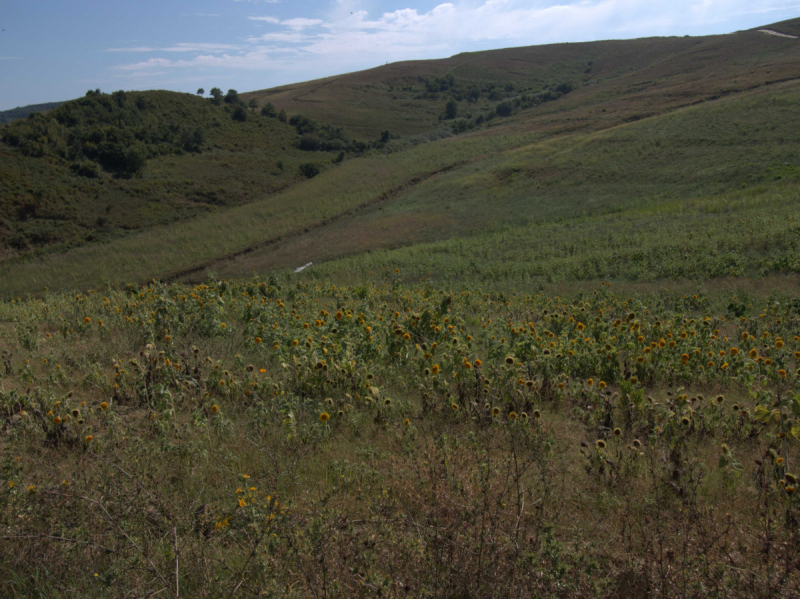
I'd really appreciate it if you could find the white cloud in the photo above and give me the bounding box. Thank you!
[248,16,323,29]
[107,43,245,53]
[250,32,311,43]
[114,49,290,72]
[281,17,324,30]
[194,13,220,17]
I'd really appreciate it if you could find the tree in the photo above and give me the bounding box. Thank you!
[261,103,276,118]
[380,130,391,143]
[232,106,248,122]
[248,99,258,112]
[445,99,458,120]
[209,88,223,105]
[124,145,147,177]
[196,88,205,96]
[277,109,287,123]
[225,89,240,105]
[299,163,320,178]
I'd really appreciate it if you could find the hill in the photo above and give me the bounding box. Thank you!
[0,90,347,255]
[243,19,800,140]
[0,17,799,295]
[0,101,66,125]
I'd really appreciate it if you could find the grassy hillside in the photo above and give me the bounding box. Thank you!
[3,77,800,299]
[201,81,800,284]
[243,18,800,140]
[0,90,339,255]
[1,17,799,298]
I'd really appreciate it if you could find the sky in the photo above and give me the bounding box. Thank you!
[1,0,798,111]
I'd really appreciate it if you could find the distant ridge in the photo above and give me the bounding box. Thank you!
[0,101,65,124]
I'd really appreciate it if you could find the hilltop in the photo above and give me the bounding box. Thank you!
[243,19,800,140]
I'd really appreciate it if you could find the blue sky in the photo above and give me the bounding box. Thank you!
[1,0,798,110]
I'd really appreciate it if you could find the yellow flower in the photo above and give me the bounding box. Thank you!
[84,317,91,324]
[255,337,262,344]
[211,405,218,414]
[85,435,93,443]
[509,411,518,420]
[404,418,410,427]
[451,403,459,411]
[587,378,594,387]
[749,348,758,359]
[53,417,62,425]
[491,407,500,416]
[431,364,440,375]
[100,401,109,411]
[320,412,330,423]
[473,359,482,368]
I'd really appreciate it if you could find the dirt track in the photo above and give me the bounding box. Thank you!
[758,29,798,39]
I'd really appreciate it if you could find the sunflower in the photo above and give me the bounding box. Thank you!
[491,407,500,416]
[319,412,330,423]
[596,440,607,450]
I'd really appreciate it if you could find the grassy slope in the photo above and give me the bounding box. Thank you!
[0,91,336,255]
[1,19,799,298]
[243,20,800,140]
[209,82,800,283]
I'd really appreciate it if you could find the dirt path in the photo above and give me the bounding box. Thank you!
[758,29,798,39]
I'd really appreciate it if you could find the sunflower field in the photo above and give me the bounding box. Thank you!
[1,275,800,597]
